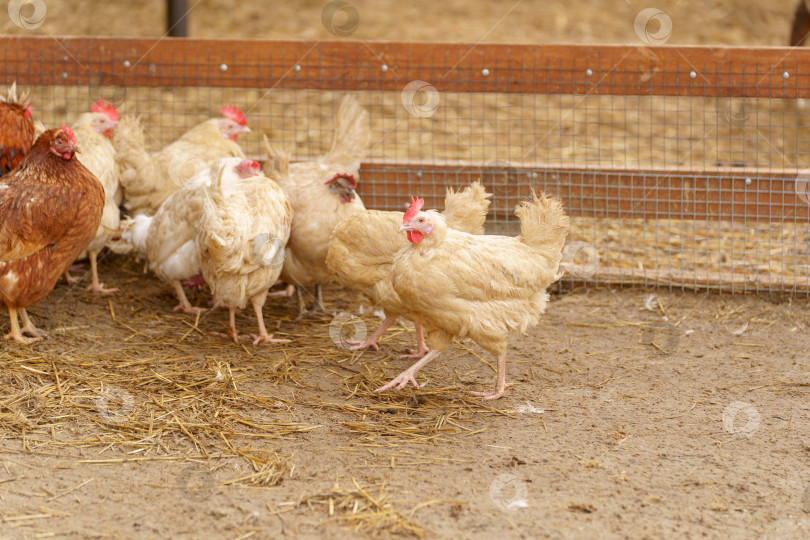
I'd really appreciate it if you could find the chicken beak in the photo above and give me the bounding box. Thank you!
[241,125,251,133]
[399,224,412,233]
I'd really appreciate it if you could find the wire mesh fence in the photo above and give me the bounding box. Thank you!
[2,37,809,294]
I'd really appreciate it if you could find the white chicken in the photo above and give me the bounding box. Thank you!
[267,95,369,318]
[196,149,292,345]
[114,105,249,216]
[326,182,491,357]
[66,98,122,294]
[377,192,570,400]
[121,157,256,314]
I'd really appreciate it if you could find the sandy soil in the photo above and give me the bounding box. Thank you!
[0,256,809,539]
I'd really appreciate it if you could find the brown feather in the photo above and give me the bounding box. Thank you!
[0,128,105,310]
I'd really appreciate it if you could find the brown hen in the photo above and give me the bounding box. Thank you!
[0,83,34,176]
[0,126,105,343]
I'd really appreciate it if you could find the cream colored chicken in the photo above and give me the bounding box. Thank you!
[197,152,292,345]
[114,105,249,216]
[267,95,369,318]
[120,157,253,314]
[376,192,570,400]
[326,181,491,357]
[65,99,122,294]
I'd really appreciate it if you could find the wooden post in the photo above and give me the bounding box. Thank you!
[167,0,189,37]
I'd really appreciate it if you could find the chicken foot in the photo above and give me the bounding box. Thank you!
[250,299,291,345]
[346,316,397,351]
[171,280,206,315]
[398,323,430,359]
[85,250,118,294]
[4,308,44,344]
[469,352,514,400]
[293,285,333,320]
[374,350,441,393]
[267,283,295,298]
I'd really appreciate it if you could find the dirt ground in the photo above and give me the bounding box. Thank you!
[2,1,810,539]
[0,256,809,539]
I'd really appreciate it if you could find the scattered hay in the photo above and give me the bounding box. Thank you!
[280,478,428,537]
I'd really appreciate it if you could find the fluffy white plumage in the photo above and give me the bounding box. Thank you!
[377,192,570,400]
[121,158,248,314]
[267,95,369,317]
[70,111,122,294]
[196,153,293,344]
[114,115,247,216]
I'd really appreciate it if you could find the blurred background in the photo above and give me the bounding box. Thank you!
[0,0,800,46]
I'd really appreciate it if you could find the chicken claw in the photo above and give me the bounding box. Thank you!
[250,301,290,345]
[3,331,41,345]
[251,334,292,345]
[470,383,515,401]
[173,304,207,315]
[374,350,440,394]
[86,283,119,294]
[398,323,429,359]
[375,371,422,393]
[84,251,117,295]
[170,280,206,314]
[64,269,82,285]
[19,309,47,339]
[347,339,379,351]
[398,345,429,360]
[4,308,44,344]
[469,352,513,400]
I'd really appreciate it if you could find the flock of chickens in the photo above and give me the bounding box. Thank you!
[0,86,570,400]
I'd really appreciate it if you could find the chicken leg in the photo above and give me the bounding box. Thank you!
[85,250,118,294]
[398,323,430,359]
[171,280,206,315]
[293,284,336,321]
[3,308,42,344]
[268,283,295,298]
[250,299,291,345]
[64,267,81,285]
[19,308,47,339]
[469,352,514,400]
[375,350,441,393]
[346,316,397,351]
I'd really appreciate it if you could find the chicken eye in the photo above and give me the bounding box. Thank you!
[417,218,424,223]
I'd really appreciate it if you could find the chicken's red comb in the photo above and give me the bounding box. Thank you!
[236,159,260,174]
[91,98,118,122]
[403,196,424,223]
[220,104,247,126]
[325,173,357,190]
[61,124,77,146]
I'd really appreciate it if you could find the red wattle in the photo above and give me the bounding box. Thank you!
[407,231,423,243]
